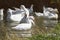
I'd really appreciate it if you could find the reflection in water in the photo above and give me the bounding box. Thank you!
[43,19,58,27]
[0,19,58,38]
[6,21,32,37]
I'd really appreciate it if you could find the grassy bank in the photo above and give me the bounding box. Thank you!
[29,23,60,40]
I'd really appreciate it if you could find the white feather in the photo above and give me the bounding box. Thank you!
[0,9,4,20]
[12,18,35,30]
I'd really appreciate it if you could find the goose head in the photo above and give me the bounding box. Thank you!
[20,5,30,18]
[43,6,48,13]
[31,4,33,8]
[29,4,34,14]
[20,5,26,10]
[30,4,33,10]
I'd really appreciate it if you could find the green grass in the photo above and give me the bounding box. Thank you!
[5,21,60,40]
[29,23,60,40]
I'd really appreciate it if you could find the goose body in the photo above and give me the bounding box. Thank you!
[12,22,32,30]
[0,9,4,20]
[7,8,25,22]
[12,18,35,30]
[47,13,58,19]
[35,12,43,17]
[43,6,58,19]
[10,13,25,21]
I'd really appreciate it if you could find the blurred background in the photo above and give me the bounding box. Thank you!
[0,0,60,21]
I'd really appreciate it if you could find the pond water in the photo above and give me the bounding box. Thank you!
[0,17,58,40]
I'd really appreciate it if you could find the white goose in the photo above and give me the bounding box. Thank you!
[7,8,25,22]
[11,17,35,30]
[43,6,58,19]
[7,5,30,22]
[0,9,4,20]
